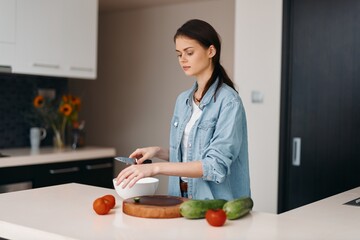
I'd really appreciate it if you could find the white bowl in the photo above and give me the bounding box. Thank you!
[113,177,159,199]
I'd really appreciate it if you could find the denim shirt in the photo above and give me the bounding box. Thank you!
[168,80,251,200]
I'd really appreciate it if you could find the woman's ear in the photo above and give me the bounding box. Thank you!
[208,45,216,58]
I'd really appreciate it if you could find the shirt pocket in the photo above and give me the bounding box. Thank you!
[197,119,216,151]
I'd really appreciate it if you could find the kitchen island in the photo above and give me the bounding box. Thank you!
[0,183,358,240]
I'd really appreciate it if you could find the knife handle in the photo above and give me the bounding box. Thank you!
[139,159,152,164]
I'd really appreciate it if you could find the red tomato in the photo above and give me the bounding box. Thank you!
[205,209,227,227]
[93,197,111,215]
[102,194,116,209]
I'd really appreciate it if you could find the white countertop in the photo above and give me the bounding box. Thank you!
[0,183,358,240]
[278,187,360,239]
[0,146,116,168]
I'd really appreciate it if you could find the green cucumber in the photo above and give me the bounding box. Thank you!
[179,199,227,219]
[223,197,253,220]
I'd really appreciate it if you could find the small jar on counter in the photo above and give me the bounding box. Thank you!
[71,128,85,149]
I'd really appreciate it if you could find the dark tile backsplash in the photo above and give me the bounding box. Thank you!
[0,73,68,148]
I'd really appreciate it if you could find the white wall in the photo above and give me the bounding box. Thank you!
[69,0,235,196]
[234,0,283,213]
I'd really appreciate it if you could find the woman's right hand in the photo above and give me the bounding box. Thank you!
[129,146,161,164]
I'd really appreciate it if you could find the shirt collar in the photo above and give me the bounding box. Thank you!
[185,78,219,110]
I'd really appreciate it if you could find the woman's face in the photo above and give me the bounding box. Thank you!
[175,36,215,80]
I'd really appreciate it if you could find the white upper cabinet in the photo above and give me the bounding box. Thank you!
[13,0,98,79]
[0,0,16,68]
[15,0,63,77]
[63,0,98,79]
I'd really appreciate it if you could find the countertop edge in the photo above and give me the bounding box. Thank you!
[0,147,116,168]
[0,220,77,240]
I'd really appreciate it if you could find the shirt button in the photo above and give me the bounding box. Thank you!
[188,143,192,148]
[174,122,178,127]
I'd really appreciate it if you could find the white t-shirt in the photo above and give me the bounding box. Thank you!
[181,99,202,182]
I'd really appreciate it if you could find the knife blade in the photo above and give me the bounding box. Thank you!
[114,156,152,165]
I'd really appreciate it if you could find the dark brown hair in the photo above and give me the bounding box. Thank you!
[174,19,236,101]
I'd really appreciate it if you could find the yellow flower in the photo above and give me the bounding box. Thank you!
[33,95,44,108]
[59,103,73,116]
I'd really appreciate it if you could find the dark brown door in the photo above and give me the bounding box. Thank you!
[279,0,360,213]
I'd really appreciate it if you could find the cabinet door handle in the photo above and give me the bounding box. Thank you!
[70,66,93,72]
[49,167,80,174]
[33,63,60,69]
[86,163,113,170]
[292,137,301,166]
[0,66,12,73]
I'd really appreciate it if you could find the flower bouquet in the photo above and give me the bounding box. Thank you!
[33,94,81,149]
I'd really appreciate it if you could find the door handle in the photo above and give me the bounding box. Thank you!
[70,66,93,72]
[33,63,60,69]
[49,167,80,174]
[85,163,112,170]
[292,137,301,166]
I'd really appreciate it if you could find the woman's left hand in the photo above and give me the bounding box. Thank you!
[115,163,159,188]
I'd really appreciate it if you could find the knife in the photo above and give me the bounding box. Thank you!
[114,156,152,165]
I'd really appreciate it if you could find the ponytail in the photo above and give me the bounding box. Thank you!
[201,62,236,102]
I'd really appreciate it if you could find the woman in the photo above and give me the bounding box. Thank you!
[116,19,250,200]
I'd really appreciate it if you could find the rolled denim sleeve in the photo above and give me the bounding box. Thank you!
[201,98,245,184]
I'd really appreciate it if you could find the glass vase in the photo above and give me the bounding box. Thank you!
[53,129,65,149]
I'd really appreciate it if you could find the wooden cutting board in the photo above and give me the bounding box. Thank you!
[122,195,188,218]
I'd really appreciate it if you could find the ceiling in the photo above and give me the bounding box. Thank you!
[99,0,210,12]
